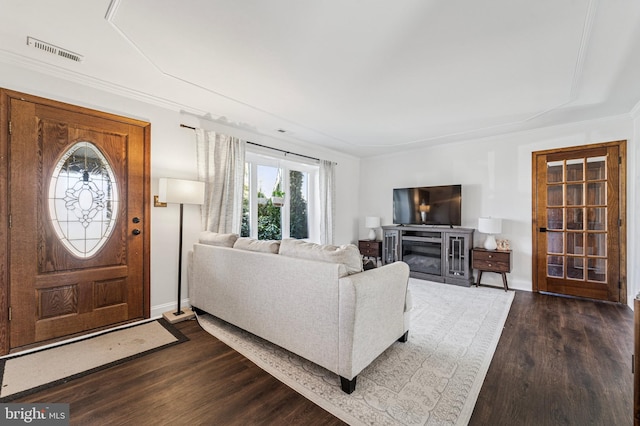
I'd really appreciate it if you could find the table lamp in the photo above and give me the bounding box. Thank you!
[478,217,502,250]
[365,216,380,240]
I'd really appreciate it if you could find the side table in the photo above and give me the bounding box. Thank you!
[472,248,512,291]
[358,240,382,265]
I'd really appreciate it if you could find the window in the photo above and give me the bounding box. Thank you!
[241,151,319,242]
[48,141,118,258]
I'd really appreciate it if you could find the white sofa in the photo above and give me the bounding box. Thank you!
[188,235,411,393]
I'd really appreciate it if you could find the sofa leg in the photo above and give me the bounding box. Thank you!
[340,376,357,394]
[398,330,409,343]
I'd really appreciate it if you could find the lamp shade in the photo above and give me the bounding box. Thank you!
[365,216,380,240]
[365,216,381,228]
[478,217,502,234]
[158,178,205,205]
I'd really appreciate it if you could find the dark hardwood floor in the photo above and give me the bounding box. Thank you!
[470,290,634,426]
[14,290,634,425]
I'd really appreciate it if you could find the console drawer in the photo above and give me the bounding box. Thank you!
[472,249,511,273]
[358,240,381,257]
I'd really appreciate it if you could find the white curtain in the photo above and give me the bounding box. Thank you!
[196,129,246,233]
[319,159,335,244]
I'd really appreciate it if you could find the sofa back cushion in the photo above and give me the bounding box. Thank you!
[199,231,238,248]
[233,237,280,254]
[279,239,363,275]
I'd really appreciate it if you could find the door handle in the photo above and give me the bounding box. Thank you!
[132,217,141,224]
[132,229,141,235]
[539,227,547,233]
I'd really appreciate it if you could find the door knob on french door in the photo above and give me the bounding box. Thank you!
[132,217,141,223]
[132,229,141,235]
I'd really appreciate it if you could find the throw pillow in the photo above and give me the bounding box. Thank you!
[279,239,363,275]
[233,237,280,254]
[199,231,238,248]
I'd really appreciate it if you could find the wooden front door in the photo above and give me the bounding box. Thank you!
[0,89,150,353]
[532,141,626,303]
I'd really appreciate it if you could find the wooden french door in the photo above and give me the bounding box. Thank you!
[0,89,151,353]
[532,141,626,303]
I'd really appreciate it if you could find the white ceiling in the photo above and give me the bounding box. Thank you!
[2,0,640,157]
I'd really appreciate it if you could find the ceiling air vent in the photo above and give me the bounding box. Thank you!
[27,37,83,63]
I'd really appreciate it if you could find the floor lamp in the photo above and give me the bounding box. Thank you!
[159,178,205,324]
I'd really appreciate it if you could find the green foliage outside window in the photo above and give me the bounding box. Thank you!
[289,170,308,239]
[240,169,308,240]
[241,191,250,237]
[258,202,282,240]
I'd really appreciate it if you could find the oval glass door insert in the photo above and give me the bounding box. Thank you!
[48,141,119,258]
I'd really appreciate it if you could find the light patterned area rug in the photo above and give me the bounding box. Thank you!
[0,319,188,401]
[197,278,514,426]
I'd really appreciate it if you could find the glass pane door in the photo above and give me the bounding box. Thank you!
[545,156,607,283]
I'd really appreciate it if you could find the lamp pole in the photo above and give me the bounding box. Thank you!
[174,202,185,316]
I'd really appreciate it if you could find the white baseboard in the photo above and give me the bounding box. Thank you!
[151,298,191,319]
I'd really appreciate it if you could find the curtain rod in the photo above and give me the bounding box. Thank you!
[180,124,323,163]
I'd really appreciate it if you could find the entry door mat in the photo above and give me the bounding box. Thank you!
[0,319,188,401]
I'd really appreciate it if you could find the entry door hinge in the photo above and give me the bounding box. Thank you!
[8,214,11,229]
[8,307,11,321]
[8,121,11,136]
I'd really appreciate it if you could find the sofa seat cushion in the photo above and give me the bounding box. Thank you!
[199,231,238,247]
[233,237,281,254]
[279,239,363,275]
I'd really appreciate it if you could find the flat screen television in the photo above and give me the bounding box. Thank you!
[393,184,462,226]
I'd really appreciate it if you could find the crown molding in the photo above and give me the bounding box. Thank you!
[0,49,208,116]
[105,0,122,21]
[631,99,640,120]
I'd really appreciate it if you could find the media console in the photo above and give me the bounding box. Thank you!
[382,225,474,287]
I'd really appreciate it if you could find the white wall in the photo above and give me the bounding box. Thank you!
[0,61,361,318]
[360,116,637,300]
